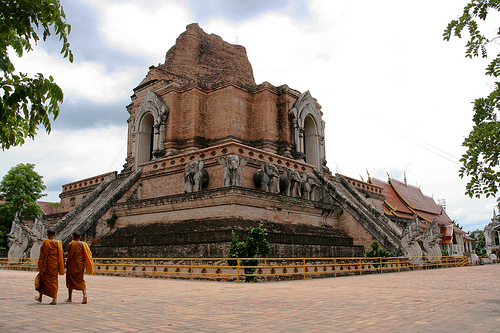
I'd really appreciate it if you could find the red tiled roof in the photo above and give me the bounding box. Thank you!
[370,178,413,216]
[37,201,56,215]
[0,200,59,215]
[371,177,454,226]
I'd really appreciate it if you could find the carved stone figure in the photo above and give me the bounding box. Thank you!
[400,214,423,257]
[7,212,30,263]
[279,168,302,197]
[253,162,280,193]
[29,213,48,261]
[484,211,500,255]
[321,158,331,175]
[421,219,442,258]
[302,173,320,201]
[218,154,247,187]
[184,160,209,193]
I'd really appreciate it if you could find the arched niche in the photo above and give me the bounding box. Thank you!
[304,115,320,168]
[289,90,325,170]
[131,89,169,169]
[136,113,154,166]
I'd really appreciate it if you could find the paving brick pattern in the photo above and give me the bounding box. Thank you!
[1,265,499,332]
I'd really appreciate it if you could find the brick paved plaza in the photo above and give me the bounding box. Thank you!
[0,264,499,332]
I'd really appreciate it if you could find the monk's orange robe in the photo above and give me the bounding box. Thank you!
[66,241,93,291]
[35,239,64,298]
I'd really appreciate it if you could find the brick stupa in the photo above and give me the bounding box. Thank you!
[139,23,255,88]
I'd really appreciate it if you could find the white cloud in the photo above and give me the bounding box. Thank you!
[82,0,194,64]
[0,126,127,202]
[10,49,141,102]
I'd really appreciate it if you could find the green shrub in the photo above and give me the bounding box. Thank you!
[227,224,270,282]
[106,214,118,228]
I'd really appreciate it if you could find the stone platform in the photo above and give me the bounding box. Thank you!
[92,218,364,258]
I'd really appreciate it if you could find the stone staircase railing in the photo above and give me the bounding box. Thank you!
[55,167,142,247]
[53,172,117,234]
[314,170,403,256]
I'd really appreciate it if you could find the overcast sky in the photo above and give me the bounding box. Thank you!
[1,0,498,232]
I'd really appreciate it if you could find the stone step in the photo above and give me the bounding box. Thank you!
[55,168,142,248]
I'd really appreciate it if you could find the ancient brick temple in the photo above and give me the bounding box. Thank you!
[51,23,404,258]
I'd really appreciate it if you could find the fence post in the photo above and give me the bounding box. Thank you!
[379,257,382,274]
[152,259,155,279]
[264,259,267,284]
[359,258,362,276]
[303,259,306,280]
[120,259,124,277]
[334,258,337,278]
[237,259,240,284]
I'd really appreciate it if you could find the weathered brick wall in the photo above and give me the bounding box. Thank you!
[91,218,364,258]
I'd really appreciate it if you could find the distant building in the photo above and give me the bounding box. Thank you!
[369,176,474,256]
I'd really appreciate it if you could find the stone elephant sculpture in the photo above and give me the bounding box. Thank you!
[218,154,247,187]
[301,173,320,201]
[184,160,209,193]
[253,162,280,193]
[279,167,302,197]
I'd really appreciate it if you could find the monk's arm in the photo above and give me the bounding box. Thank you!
[38,242,46,272]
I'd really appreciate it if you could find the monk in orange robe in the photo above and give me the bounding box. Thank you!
[35,229,64,305]
[65,231,93,304]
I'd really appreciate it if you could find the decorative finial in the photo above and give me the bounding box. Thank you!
[366,169,372,183]
[404,170,407,185]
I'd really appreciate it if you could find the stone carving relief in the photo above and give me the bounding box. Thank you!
[29,213,48,260]
[484,211,500,254]
[400,214,423,257]
[218,154,247,187]
[421,219,442,257]
[253,162,280,193]
[279,168,302,197]
[7,212,30,262]
[321,158,332,175]
[184,160,209,193]
[302,173,320,201]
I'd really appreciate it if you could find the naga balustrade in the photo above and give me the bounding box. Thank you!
[0,256,469,283]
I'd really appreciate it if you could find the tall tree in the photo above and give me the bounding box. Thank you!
[0,163,46,248]
[0,0,73,150]
[443,0,500,209]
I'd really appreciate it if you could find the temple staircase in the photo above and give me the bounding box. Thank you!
[314,170,403,256]
[54,168,142,247]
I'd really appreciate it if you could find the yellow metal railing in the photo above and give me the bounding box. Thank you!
[0,256,472,282]
[0,257,39,271]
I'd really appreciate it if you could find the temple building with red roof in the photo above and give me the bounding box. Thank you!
[368,175,474,256]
